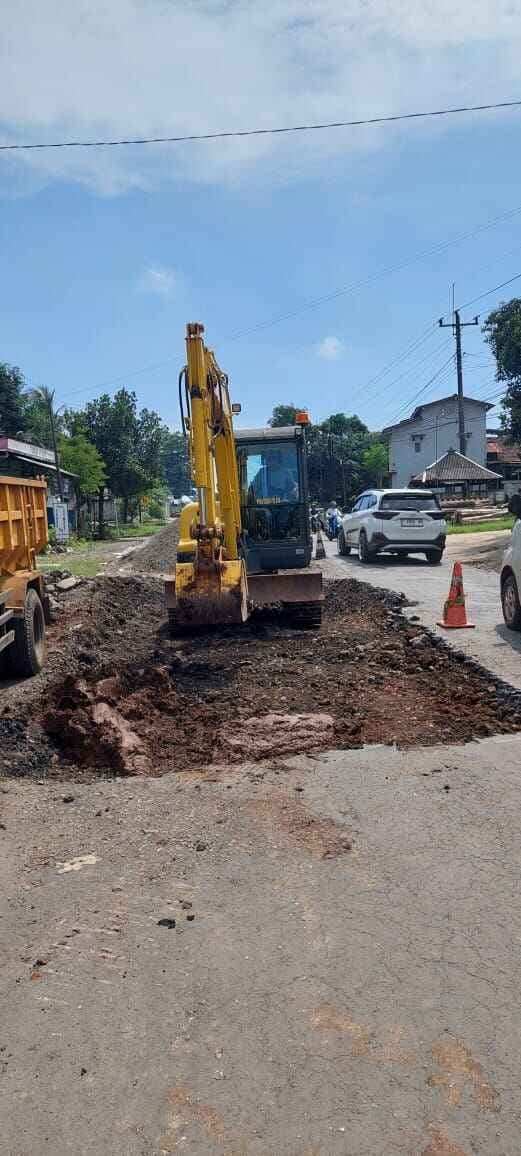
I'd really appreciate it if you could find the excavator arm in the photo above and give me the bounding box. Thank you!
[172,323,249,627]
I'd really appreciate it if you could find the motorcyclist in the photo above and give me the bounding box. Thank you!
[326,500,342,538]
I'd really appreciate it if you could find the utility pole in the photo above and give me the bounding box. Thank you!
[438,309,479,455]
[36,386,64,499]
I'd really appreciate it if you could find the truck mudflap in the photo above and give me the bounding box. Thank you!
[0,589,15,655]
[247,569,323,606]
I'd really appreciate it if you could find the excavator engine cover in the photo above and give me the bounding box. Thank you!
[174,558,249,627]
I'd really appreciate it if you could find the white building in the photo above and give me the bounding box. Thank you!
[382,395,493,488]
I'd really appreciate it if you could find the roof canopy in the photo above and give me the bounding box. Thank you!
[411,448,502,485]
[383,394,493,435]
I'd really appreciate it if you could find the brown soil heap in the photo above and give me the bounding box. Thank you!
[0,575,518,780]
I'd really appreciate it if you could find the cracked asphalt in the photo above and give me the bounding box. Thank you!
[2,548,521,1155]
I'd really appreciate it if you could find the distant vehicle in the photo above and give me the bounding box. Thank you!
[500,494,521,629]
[325,504,342,540]
[338,488,447,564]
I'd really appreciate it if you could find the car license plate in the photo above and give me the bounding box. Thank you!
[401,518,423,527]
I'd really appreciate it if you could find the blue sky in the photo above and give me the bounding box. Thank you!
[1,0,520,433]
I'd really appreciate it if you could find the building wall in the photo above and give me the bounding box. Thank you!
[388,399,488,487]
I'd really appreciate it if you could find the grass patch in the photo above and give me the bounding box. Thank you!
[110,521,166,539]
[40,556,102,578]
[448,515,513,535]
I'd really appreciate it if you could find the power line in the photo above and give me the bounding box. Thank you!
[458,270,521,311]
[363,337,454,414]
[347,326,438,407]
[2,99,521,153]
[385,354,456,425]
[225,204,521,343]
[56,199,521,406]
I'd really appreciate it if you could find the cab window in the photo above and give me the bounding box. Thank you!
[238,442,300,505]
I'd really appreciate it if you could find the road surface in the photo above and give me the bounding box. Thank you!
[321,534,521,690]
[2,539,521,1155]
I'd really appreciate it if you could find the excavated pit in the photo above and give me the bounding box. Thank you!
[1,574,519,780]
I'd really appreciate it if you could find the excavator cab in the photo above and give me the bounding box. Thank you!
[235,426,312,573]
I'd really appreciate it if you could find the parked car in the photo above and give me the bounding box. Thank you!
[338,489,447,564]
[500,494,521,629]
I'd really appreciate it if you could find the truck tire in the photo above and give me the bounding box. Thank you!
[7,589,46,677]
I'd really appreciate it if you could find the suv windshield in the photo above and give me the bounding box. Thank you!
[379,493,440,512]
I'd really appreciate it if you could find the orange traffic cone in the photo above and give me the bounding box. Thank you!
[438,561,475,629]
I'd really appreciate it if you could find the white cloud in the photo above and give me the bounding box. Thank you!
[1,1,520,194]
[139,265,178,297]
[316,335,346,361]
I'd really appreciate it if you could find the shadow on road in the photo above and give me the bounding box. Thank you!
[495,622,521,655]
[335,551,443,569]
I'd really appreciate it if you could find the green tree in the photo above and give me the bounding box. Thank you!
[483,299,521,440]
[268,404,304,428]
[59,435,107,534]
[65,390,165,533]
[362,443,388,487]
[160,429,191,495]
[0,363,27,437]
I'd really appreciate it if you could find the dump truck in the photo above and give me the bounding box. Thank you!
[166,322,323,630]
[0,476,49,676]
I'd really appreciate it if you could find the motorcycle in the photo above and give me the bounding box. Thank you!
[326,511,342,540]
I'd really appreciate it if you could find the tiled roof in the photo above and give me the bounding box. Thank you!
[487,436,521,465]
[411,449,502,484]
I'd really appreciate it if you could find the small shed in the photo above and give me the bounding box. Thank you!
[410,448,502,497]
[0,437,78,530]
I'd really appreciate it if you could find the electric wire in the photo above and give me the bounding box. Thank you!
[2,99,521,152]
[56,201,521,406]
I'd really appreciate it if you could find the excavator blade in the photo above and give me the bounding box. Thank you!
[174,559,249,628]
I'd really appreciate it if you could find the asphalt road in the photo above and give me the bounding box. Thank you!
[2,538,521,1155]
[2,738,521,1155]
[321,535,521,690]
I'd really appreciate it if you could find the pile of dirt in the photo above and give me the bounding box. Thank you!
[0,576,165,777]
[4,576,520,781]
[131,519,180,574]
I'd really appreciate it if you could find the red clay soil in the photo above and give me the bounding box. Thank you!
[30,576,521,779]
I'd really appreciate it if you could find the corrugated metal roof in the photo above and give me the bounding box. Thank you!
[382,394,493,435]
[411,449,502,483]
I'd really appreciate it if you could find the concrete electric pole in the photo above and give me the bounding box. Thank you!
[438,310,479,455]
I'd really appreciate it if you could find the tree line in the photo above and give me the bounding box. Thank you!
[0,364,191,534]
[268,404,388,506]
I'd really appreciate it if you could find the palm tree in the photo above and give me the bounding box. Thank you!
[32,386,64,499]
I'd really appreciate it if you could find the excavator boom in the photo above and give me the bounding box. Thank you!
[173,323,249,627]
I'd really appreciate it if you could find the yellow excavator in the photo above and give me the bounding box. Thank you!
[165,322,323,630]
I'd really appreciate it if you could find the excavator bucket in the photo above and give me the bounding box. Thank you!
[174,558,249,628]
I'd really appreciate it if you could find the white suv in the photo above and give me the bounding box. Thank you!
[501,498,521,629]
[338,489,447,564]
